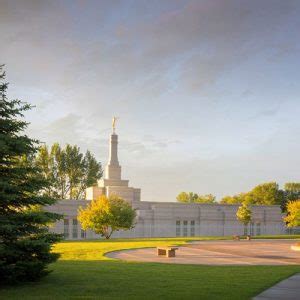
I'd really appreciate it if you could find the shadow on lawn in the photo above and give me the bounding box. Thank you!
[1,260,299,300]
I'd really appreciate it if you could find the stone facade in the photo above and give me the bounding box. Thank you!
[46,131,286,240]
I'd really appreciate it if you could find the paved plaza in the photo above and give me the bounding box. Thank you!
[107,240,300,265]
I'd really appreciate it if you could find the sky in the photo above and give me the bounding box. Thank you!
[1,0,300,202]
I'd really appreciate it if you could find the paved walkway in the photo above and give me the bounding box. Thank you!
[253,273,300,300]
[106,240,300,265]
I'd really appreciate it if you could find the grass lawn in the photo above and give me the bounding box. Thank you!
[1,236,300,300]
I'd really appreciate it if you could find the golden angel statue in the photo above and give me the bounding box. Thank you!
[112,116,118,133]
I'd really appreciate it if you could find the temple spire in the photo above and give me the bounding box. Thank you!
[108,133,119,166]
[105,118,121,180]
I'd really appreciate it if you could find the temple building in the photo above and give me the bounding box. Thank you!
[46,124,286,239]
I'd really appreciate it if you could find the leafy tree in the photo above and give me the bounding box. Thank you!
[284,183,300,194]
[281,183,300,212]
[65,144,84,199]
[194,194,216,203]
[176,192,216,203]
[245,182,284,205]
[236,203,252,235]
[284,200,300,227]
[34,143,102,200]
[222,182,284,206]
[0,65,62,284]
[176,192,198,203]
[34,144,56,197]
[78,150,102,198]
[78,195,136,239]
[51,143,68,199]
[220,193,246,204]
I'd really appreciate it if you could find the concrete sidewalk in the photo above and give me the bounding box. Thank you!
[253,273,300,300]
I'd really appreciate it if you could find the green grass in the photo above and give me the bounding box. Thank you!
[53,236,231,261]
[253,234,300,239]
[1,236,300,300]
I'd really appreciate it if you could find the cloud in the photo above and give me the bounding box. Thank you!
[132,128,300,202]
[52,0,300,115]
[2,0,300,202]
[2,0,299,108]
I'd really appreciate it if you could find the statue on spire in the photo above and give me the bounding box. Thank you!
[112,116,118,133]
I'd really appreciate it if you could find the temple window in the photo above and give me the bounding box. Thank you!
[176,220,181,236]
[183,220,188,236]
[63,219,69,238]
[72,219,78,238]
[190,220,195,236]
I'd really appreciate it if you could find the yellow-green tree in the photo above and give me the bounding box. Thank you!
[236,203,252,234]
[176,192,216,203]
[281,183,300,211]
[221,182,285,206]
[176,192,198,203]
[194,194,216,203]
[220,193,246,204]
[78,195,136,239]
[245,182,284,205]
[284,200,300,227]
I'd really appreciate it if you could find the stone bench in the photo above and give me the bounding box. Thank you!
[157,247,178,257]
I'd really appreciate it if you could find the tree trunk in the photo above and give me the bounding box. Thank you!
[104,229,113,239]
[108,230,114,239]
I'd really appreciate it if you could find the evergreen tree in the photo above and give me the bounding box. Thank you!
[0,65,62,284]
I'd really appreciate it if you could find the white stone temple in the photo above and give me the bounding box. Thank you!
[85,132,141,205]
[46,123,286,239]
